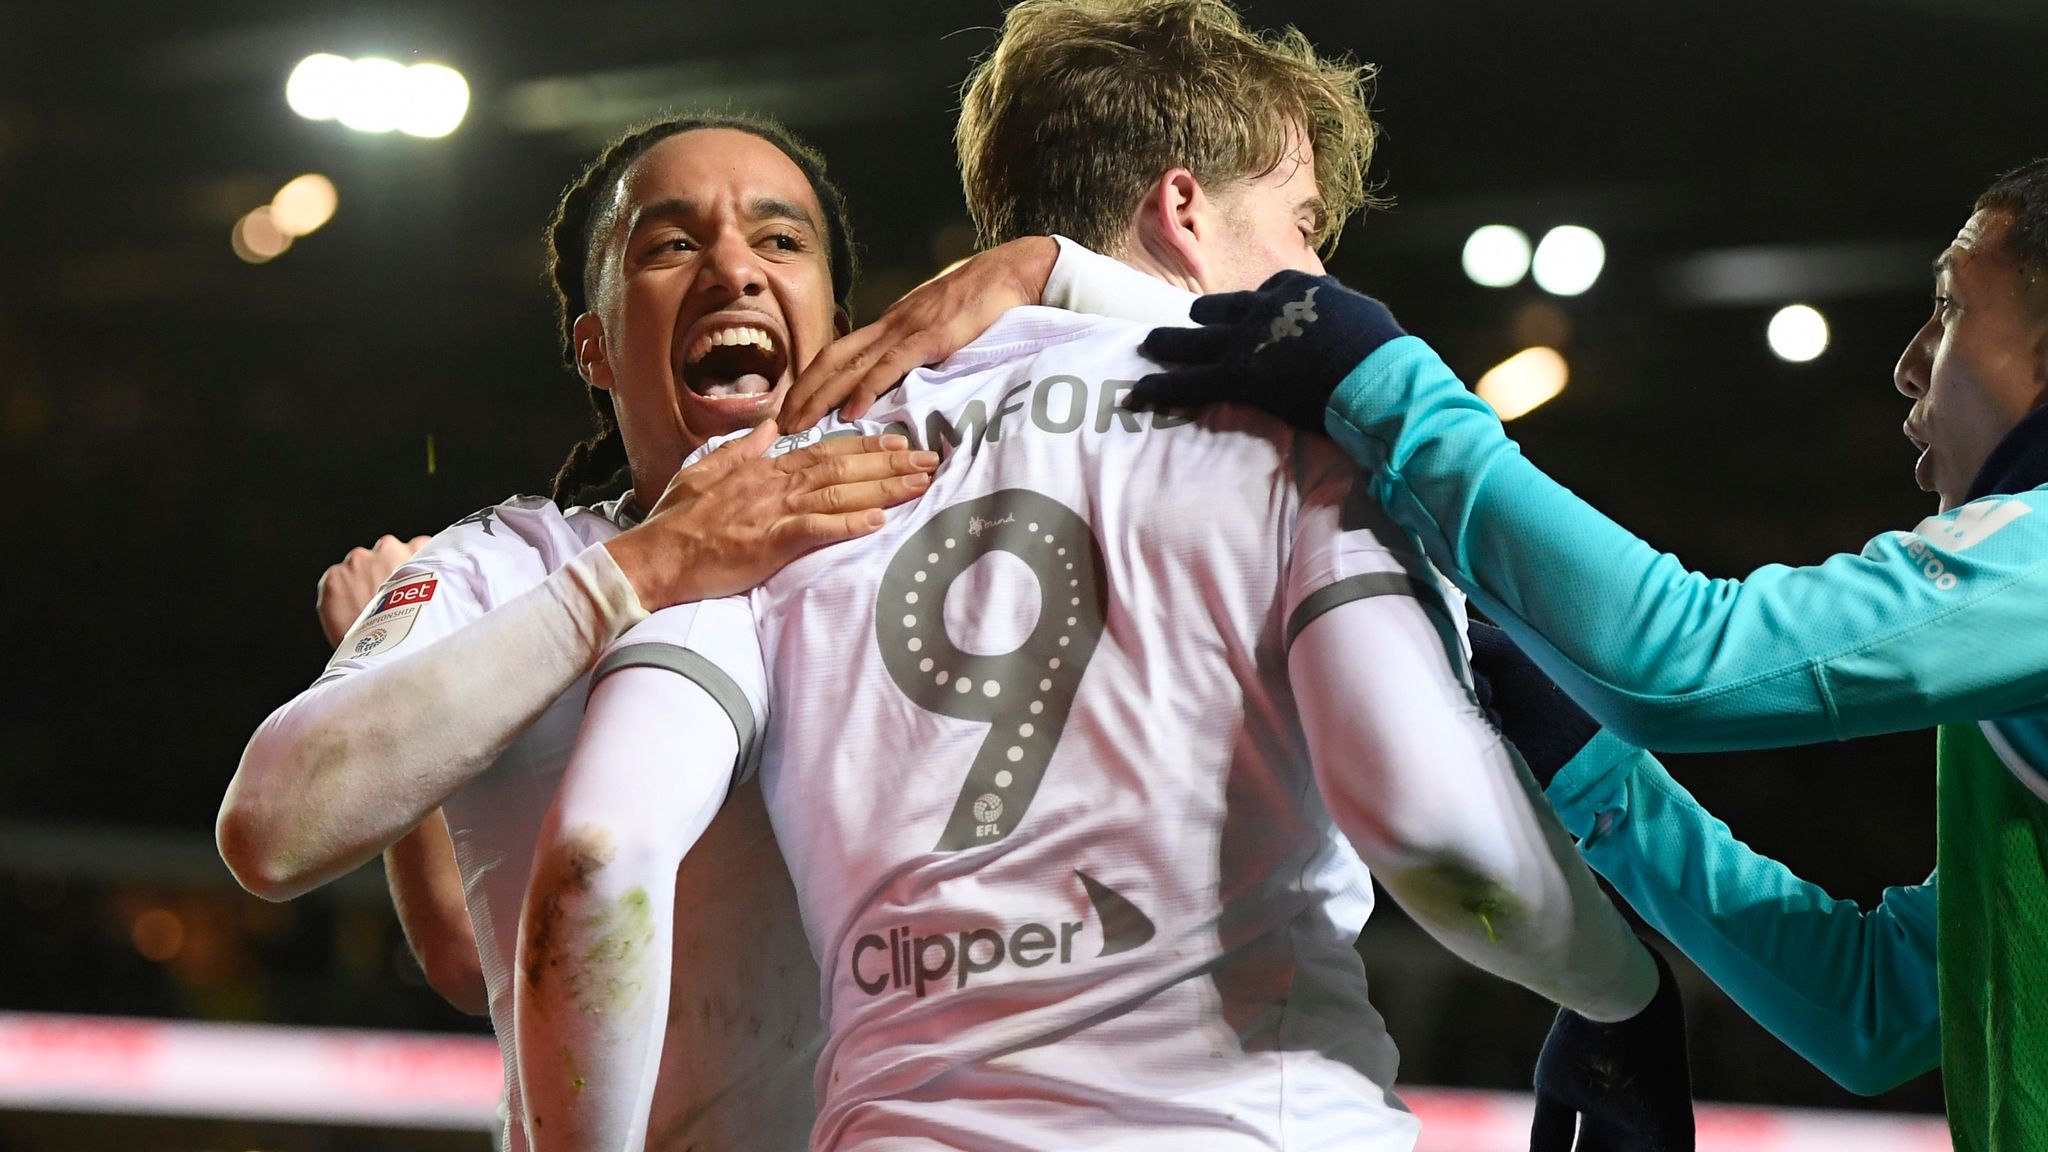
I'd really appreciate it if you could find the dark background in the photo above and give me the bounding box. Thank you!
[4,0,2043,1135]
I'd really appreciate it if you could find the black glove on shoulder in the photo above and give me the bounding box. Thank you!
[1134,270,1405,431]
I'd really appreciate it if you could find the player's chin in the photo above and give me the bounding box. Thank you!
[677,376,793,440]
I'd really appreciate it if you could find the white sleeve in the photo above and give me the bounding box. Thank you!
[1292,595,1657,1022]
[219,539,647,900]
[1041,235,1199,326]
[514,601,758,1151]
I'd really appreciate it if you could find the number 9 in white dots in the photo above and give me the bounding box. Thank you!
[875,489,1108,851]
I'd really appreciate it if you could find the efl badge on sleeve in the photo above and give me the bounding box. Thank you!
[332,573,437,664]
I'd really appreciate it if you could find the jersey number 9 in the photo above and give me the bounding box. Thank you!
[876,489,1109,851]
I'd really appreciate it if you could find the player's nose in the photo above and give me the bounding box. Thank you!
[700,232,769,301]
[1894,316,1935,399]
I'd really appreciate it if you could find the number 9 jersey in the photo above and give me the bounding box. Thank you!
[698,306,1465,1151]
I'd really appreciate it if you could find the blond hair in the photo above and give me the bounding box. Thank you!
[957,0,1378,257]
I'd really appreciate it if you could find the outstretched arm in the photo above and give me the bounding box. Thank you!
[1549,732,1941,1094]
[1138,272,2048,749]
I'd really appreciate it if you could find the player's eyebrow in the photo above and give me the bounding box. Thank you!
[627,197,698,235]
[626,196,820,238]
[747,196,822,236]
[1933,249,1958,278]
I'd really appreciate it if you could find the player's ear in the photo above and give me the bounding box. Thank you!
[1129,168,1209,291]
[833,304,853,338]
[572,312,613,390]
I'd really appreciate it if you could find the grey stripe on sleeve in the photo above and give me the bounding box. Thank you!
[1285,572,1444,648]
[592,642,764,792]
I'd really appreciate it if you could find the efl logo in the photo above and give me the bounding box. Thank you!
[375,576,438,613]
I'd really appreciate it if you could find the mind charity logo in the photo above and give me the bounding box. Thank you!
[1254,285,1320,354]
[849,870,1156,999]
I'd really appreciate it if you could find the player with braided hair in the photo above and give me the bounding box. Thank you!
[223,115,934,1152]
[541,112,862,507]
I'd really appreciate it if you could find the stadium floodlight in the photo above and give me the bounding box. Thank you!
[334,57,409,133]
[1768,304,1830,363]
[287,54,470,138]
[1475,346,1569,421]
[270,174,338,236]
[1532,225,1606,296]
[1462,225,1532,288]
[285,54,352,121]
[397,63,470,138]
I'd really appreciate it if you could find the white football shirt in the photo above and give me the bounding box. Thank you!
[721,307,1459,1150]
[320,495,820,1152]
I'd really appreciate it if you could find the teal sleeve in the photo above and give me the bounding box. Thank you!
[1547,730,1941,1094]
[1324,336,2048,750]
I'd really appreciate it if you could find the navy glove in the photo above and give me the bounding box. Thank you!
[1135,270,1405,431]
[1531,944,1694,1152]
[1466,622,1599,789]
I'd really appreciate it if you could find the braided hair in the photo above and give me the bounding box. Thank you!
[544,113,859,507]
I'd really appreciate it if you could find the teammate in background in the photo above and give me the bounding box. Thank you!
[220,114,942,1152]
[1135,159,2048,1148]
[516,4,1685,1150]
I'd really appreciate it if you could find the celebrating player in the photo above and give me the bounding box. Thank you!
[219,113,941,1152]
[514,3,1686,1150]
[1136,159,2048,1147]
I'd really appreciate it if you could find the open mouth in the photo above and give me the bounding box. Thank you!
[681,324,790,398]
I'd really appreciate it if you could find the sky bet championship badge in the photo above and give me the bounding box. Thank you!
[330,572,437,664]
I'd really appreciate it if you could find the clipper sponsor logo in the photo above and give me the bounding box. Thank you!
[374,574,438,613]
[849,870,1154,999]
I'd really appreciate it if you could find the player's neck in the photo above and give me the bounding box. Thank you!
[1110,239,1204,295]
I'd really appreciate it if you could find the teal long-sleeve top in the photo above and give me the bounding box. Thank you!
[1323,336,2048,1100]
[1544,730,1939,1094]
[1324,337,2048,754]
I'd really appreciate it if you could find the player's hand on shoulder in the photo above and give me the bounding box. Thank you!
[781,235,1060,432]
[604,421,939,609]
[1530,944,1695,1152]
[317,534,433,646]
[1133,269,1406,433]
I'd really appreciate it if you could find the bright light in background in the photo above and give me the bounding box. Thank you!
[397,63,470,138]
[285,53,352,120]
[1768,304,1830,362]
[334,57,409,133]
[270,174,337,236]
[1462,225,1532,288]
[287,54,469,138]
[1476,346,1569,421]
[1532,225,1606,296]
[232,207,292,264]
